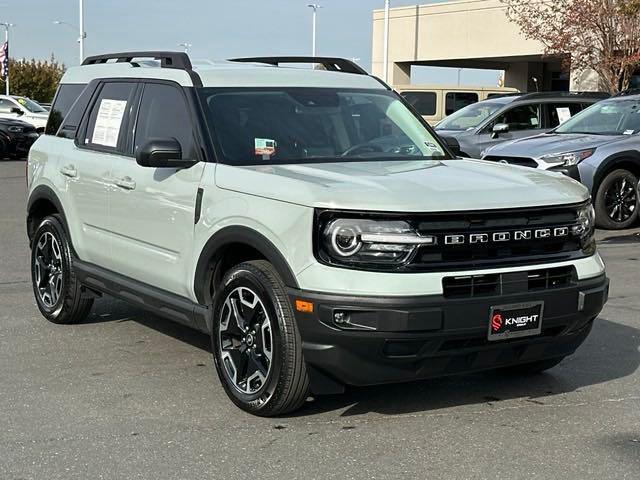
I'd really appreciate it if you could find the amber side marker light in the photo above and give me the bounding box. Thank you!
[295,300,314,313]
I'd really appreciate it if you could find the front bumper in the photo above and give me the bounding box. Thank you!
[290,273,609,394]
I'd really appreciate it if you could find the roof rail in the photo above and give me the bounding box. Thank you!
[228,56,368,75]
[516,91,610,101]
[82,51,193,70]
[614,88,640,97]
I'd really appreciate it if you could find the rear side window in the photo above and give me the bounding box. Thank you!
[45,84,87,135]
[545,102,584,128]
[134,83,196,159]
[445,92,478,116]
[401,91,437,116]
[83,82,137,152]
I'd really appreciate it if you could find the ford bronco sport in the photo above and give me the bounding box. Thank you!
[27,52,609,416]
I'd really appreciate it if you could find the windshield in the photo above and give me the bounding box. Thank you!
[198,88,450,166]
[555,99,640,135]
[436,100,505,131]
[14,96,47,113]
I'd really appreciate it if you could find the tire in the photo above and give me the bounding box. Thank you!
[500,356,565,375]
[30,214,93,324]
[594,169,638,230]
[211,260,309,416]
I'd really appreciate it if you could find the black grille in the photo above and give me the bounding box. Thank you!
[443,266,576,298]
[408,205,584,271]
[484,155,538,168]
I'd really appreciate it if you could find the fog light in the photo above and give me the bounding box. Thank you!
[334,312,348,325]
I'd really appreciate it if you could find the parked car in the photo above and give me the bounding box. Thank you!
[27,52,608,416]
[482,92,640,230]
[435,92,609,158]
[0,95,50,133]
[397,85,519,125]
[0,117,40,159]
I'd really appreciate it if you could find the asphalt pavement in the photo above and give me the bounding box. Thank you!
[1,160,639,480]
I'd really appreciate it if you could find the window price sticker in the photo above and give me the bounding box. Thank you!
[91,99,128,147]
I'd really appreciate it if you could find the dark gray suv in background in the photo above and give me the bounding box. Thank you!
[483,92,640,230]
[435,92,609,158]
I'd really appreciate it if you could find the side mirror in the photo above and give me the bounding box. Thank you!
[11,107,23,116]
[491,123,509,138]
[440,135,461,157]
[135,138,195,169]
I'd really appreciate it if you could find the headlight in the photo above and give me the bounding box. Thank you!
[8,126,24,133]
[573,203,596,241]
[320,218,435,266]
[539,149,595,166]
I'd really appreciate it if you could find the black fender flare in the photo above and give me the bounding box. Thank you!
[592,150,640,195]
[26,185,70,243]
[193,226,299,304]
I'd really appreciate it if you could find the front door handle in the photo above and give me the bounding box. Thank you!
[59,165,77,178]
[113,176,136,190]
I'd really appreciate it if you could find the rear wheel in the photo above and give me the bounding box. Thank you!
[594,169,638,229]
[30,215,93,324]
[211,260,309,416]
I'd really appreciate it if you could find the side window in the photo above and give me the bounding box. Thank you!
[0,98,15,113]
[445,92,478,116]
[45,84,87,135]
[134,83,196,159]
[83,82,137,152]
[401,91,437,116]
[495,103,542,131]
[545,102,584,128]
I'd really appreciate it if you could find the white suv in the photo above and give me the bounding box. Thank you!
[27,52,609,416]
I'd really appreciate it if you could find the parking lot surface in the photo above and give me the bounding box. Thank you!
[1,160,639,479]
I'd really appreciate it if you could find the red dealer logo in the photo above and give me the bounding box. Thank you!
[491,313,503,332]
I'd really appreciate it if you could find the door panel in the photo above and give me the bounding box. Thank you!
[107,82,205,297]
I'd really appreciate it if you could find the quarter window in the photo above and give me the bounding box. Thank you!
[134,83,196,159]
[84,82,137,151]
[445,92,478,116]
[401,91,437,116]
[46,84,87,135]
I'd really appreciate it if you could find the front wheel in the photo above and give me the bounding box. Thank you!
[211,260,309,416]
[594,169,638,230]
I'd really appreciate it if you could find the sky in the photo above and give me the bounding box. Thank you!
[4,0,501,86]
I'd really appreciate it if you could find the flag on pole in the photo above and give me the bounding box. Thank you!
[0,42,8,78]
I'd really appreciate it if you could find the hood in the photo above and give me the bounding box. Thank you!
[0,117,33,127]
[215,159,589,213]
[433,128,472,139]
[486,133,622,158]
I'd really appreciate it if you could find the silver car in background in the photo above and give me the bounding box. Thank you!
[483,92,640,230]
[435,92,608,159]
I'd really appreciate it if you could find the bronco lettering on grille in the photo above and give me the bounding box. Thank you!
[444,227,570,246]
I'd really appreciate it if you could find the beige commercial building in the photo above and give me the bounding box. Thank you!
[371,0,600,92]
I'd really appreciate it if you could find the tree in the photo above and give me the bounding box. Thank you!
[501,0,640,94]
[0,57,65,102]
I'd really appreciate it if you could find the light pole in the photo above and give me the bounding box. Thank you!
[307,4,321,59]
[383,0,390,83]
[178,43,192,54]
[79,0,85,62]
[0,22,14,95]
[53,21,84,64]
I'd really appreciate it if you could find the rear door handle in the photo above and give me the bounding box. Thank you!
[59,165,77,178]
[113,176,136,190]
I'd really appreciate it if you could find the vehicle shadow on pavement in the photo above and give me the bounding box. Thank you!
[84,301,639,419]
[292,317,640,418]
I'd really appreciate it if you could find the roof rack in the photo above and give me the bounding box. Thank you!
[82,51,193,70]
[228,56,368,75]
[516,91,610,101]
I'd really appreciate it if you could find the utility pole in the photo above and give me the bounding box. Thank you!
[383,0,390,83]
[307,4,322,60]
